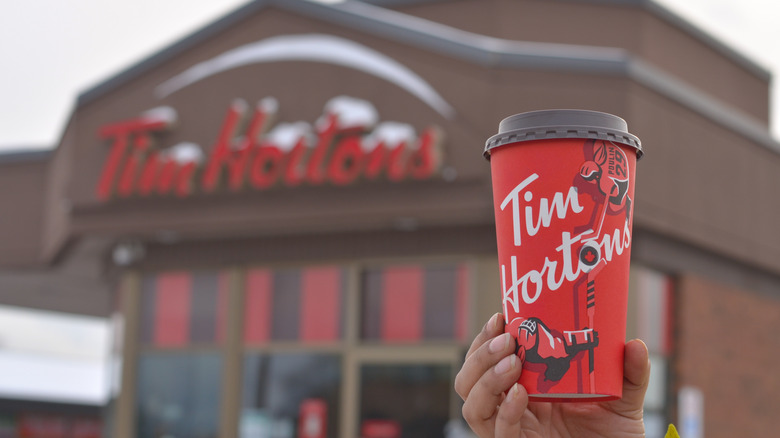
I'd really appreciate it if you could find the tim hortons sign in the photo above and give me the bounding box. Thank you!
[95,96,444,200]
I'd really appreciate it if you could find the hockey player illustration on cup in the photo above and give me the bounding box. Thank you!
[506,139,631,391]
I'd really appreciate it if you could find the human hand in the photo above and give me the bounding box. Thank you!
[454,313,650,437]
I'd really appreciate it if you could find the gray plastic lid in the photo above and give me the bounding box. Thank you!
[484,109,643,159]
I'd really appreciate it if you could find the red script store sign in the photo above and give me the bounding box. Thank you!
[96,96,443,200]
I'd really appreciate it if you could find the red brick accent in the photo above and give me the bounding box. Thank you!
[676,274,780,437]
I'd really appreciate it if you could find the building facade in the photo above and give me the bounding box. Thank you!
[2,0,780,437]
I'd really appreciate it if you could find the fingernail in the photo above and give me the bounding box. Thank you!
[487,313,500,332]
[506,383,521,402]
[494,354,516,374]
[489,333,510,353]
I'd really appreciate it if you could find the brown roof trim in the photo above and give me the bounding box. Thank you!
[307,1,632,71]
[634,228,780,301]
[74,0,778,155]
[77,0,274,107]
[629,59,779,153]
[76,0,632,106]
[303,1,780,153]
[359,0,771,80]
[560,0,771,80]
[77,0,771,105]
[0,148,52,164]
[359,0,448,5]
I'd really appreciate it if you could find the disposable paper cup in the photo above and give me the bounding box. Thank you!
[484,109,642,402]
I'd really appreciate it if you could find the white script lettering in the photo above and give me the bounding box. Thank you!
[501,224,632,312]
[500,174,584,247]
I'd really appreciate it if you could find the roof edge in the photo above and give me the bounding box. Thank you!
[288,1,633,71]
[642,0,771,81]
[294,1,780,152]
[358,0,449,5]
[0,148,53,164]
[556,0,771,80]
[629,58,780,154]
[73,0,778,155]
[77,0,273,107]
[75,0,772,105]
[360,0,771,81]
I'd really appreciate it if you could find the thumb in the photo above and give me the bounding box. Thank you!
[607,339,650,419]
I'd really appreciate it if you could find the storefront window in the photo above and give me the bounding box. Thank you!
[240,353,341,438]
[132,261,468,438]
[139,271,230,347]
[244,266,346,344]
[136,352,222,438]
[359,364,451,438]
[360,263,470,342]
[628,266,674,437]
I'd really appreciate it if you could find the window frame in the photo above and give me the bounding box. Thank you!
[119,257,477,438]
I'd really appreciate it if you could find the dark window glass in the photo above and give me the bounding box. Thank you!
[359,364,451,438]
[241,353,341,437]
[136,352,222,438]
[360,268,384,340]
[139,275,157,344]
[423,266,458,339]
[270,270,301,341]
[190,272,222,343]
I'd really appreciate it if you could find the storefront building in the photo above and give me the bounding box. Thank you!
[2,0,780,437]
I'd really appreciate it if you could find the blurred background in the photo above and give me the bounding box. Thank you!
[1,0,779,437]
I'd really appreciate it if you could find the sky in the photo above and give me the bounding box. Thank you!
[0,0,778,402]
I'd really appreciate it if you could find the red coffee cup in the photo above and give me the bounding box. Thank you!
[484,110,642,402]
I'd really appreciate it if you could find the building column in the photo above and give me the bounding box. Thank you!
[219,269,245,438]
[113,272,140,438]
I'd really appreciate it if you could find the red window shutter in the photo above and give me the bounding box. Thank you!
[381,266,423,342]
[300,266,342,342]
[244,268,273,344]
[154,272,191,347]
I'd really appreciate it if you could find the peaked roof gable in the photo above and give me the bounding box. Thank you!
[75,0,777,153]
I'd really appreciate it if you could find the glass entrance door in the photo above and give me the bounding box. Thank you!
[359,363,453,438]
